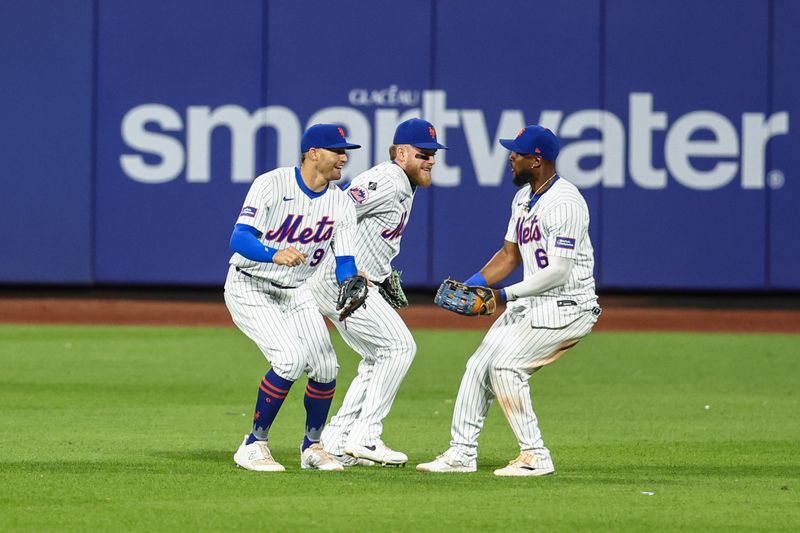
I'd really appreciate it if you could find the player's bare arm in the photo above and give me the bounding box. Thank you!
[476,240,522,285]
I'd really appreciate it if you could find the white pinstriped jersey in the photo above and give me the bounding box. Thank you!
[308,162,418,452]
[315,161,414,284]
[504,176,598,327]
[229,166,357,287]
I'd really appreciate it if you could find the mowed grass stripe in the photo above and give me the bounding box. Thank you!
[1,325,798,531]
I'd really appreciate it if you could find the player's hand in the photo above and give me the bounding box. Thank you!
[358,270,374,287]
[273,247,308,267]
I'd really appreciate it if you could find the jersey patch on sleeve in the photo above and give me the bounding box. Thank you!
[555,236,576,249]
[348,186,368,204]
[368,181,378,191]
[240,206,258,217]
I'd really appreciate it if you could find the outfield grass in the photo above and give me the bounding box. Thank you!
[1,324,798,531]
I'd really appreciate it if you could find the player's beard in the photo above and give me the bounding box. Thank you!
[512,168,534,187]
[415,168,433,188]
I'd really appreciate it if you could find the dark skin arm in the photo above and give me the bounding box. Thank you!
[476,240,522,286]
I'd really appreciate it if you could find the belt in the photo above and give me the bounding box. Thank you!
[235,267,297,289]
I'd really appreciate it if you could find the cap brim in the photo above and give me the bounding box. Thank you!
[325,142,361,150]
[499,138,527,153]
[411,141,449,150]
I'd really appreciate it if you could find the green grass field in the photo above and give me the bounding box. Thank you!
[1,324,798,531]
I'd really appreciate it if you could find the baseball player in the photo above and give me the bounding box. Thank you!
[225,123,368,472]
[309,118,448,467]
[417,125,601,476]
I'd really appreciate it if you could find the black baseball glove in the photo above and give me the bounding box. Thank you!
[378,269,409,309]
[336,275,369,321]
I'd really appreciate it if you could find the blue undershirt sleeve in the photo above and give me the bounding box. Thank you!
[335,255,357,284]
[230,224,277,263]
[464,272,488,286]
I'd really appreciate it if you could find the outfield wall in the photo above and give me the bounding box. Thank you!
[2,0,798,290]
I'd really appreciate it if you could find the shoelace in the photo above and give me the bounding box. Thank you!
[510,454,536,467]
[256,442,274,460]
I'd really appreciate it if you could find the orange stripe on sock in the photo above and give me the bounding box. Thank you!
[306,383,334,395]
[261,378,289,394]
[306,392,333,400]
[261,379,289,396]
[304,389,335,399]
[259,383,287,399]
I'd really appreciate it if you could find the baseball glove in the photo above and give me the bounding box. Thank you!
[337,275,369,321]
[378,269,409,309]
[434,278,496,317]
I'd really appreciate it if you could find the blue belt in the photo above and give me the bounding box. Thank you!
[235,267,297,289]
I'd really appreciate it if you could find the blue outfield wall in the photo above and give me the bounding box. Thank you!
[1,0,797,290]
[0,1,94,283]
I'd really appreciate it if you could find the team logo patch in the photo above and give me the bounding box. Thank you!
[240,206,258,217]
[348,186,368,204]
[555,236,576,249]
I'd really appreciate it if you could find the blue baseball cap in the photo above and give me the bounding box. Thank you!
[301,124,361,153]
[499,125,559,160]
[393,118,448,149]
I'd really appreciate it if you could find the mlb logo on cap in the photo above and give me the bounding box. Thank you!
[499,125,560,160]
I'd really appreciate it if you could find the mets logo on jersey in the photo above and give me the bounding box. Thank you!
[264,214,335,244]
[516,215,541,244]
[555,236,576,249]
[240,206,258,217]
[381,211,407,240]
[348,186,368,204]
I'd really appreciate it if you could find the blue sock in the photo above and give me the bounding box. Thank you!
[302,379,336,451]
[246,369,293,445]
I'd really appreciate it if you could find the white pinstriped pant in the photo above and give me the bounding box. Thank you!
[310,275,416,453]
[447,302,599,467]
[224,265,338,383]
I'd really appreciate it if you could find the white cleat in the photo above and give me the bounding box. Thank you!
[301,443,344,471]
[416,453,477,473]
[331,453,376,467]
[233,435,285,472]
[493,452,555,477]
[344,441,408,467]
